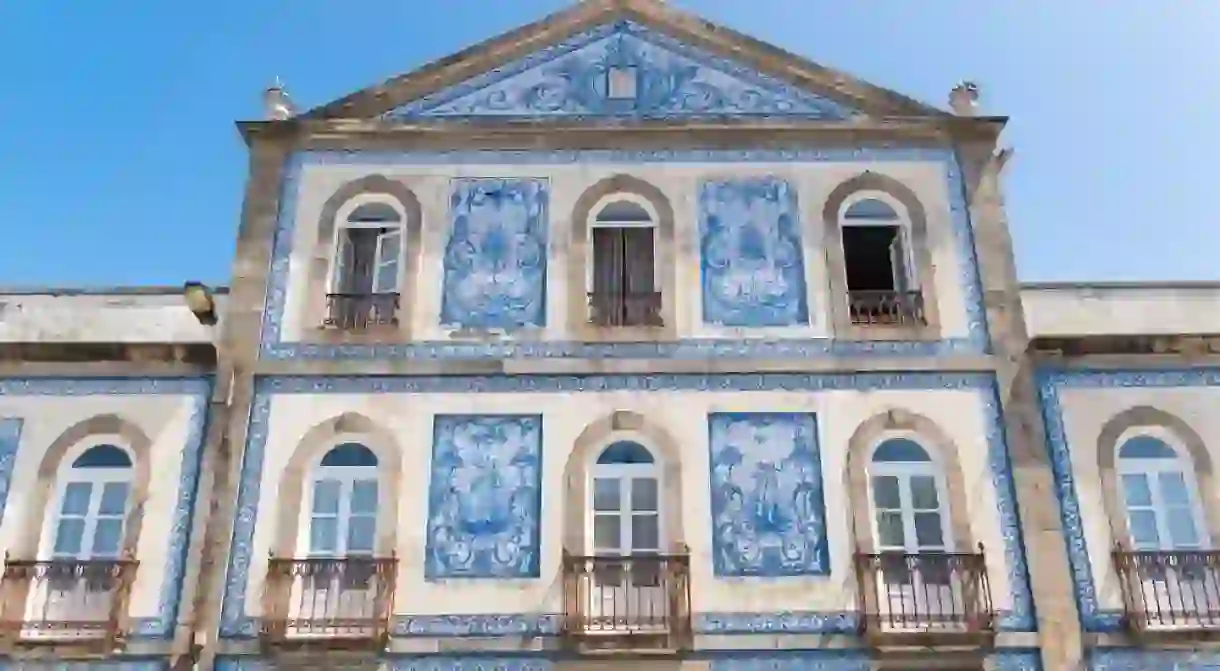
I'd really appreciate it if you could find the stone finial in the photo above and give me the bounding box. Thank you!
[948,81,980,116]
[263,77,295,120]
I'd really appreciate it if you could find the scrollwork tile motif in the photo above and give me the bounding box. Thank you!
[425,414,543,579]
[709,412,827,576]
[440,179,549,330]
[389,21,851,121]
[0,418,24,528]
[1089,648,1220,670]
[699,178,809,327]
[1037,367,1220,633]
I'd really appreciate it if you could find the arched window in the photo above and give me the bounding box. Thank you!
[838,191,920,325]
[331,198,404,297]
[588,195,660,327]
[306,443,380,557]
[49,444,133,560]
[1117,435,1207,550]
[868,438,951,554]
[590,441,661,556]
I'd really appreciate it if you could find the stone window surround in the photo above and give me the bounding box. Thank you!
[15,414,153,562]
[822,171,942,341]
[844,409,974,555]
[1095,406,1220,551]
[303,175,424,345]
[562,411,686,556]
[270,413,403,558]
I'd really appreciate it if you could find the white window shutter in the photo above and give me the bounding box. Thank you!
[372,228,402,294]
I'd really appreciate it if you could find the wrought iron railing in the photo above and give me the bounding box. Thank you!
[261,556,397,648]
[855,548,993,640]
[561,552,691,650]
[323,293,399,330]
[1114,548,1220,632]
[0,555,138,648]
[588,292,663,327]
[848,290,925,327]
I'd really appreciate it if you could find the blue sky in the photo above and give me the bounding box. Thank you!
[1,0,1216,287]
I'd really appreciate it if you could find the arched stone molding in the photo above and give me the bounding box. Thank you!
[271,413,403,556]
[844,409,973,553]
[562,411,686,554]
[821,171,942,339]
[17,414,153,559]
[566,174,678,341]
[1096,406,1220,548]
[304,174,424,341]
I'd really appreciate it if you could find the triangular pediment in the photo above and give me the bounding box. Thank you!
[387,20,855,121]
[302,0,947,122]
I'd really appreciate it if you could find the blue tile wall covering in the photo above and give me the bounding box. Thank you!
[1037,367,1220,632]
[0,377,211,641]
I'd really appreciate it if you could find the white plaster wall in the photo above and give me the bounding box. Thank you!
[281,160,970,342]
[1055,386,1220,612]
[0,292,221,344]
[244,387,1011,620]
[0,394,200,621]
[1021,284,1220,337]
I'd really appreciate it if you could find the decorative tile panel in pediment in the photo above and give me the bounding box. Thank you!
[387,21,856,120]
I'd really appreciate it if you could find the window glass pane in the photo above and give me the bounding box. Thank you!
[593,514,621,551]
[373,258,399,293]
[1158,472,1191,506]
[593,478,620,512]
[312,480,341,514]
[631,514,660,551]
[309,517,338,554]
[1167,508,1200,547]
[871,476,901,510]
[53,519,85,556]
[872,439,929,462]
[98,482,130,516]
[351,480,379,514]
[321,444,378,467]
[60,482,92,516]
[631,478,658,512]
[909,476,940,510]
[1128,510,1160,547]
[377,230,401,263]
[913,512,945,547]
[91,519,124,557]
[347,516,377,554]
[1121,474,1153,507]
[876,511,905,548]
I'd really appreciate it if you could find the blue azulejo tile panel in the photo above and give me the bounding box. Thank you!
[1090,648,1220,670]
[707,650,1040,671]
[440,178,549,331]
[708,412,827,576]
[259,147,991,361]
[217,657,554,671]
[425,414,543,579]
[0,659,169,671]
[0,377,210,641]
[1036,367,1220,633]
[387,21,853,121]
[699,178,809,327]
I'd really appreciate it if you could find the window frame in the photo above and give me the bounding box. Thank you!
[42,443,135,561]
[866,433,954,554]
[586,435,665,557]
[585,193,660,299]
[327,195,408,296]
[837,190,919,293]
[1114,426,1210,552]
[297,444,382,558]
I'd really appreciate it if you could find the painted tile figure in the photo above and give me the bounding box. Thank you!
[440,178,549,330]
[426,414,543,579]
[709,412,828,576]
[700,178,809,327]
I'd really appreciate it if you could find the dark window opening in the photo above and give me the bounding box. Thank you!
[327,226,401,330]
[590,226,661,327]
[841,225,923,326]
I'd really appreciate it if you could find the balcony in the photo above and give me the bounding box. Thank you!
[261,556,397,650]
[323,293,399,330]
[1114,548,1220,638]
[588,292,663,328]
[0,556,138,651]
[855,548,994,647]
[848,290,925,327]
[561,552,691,653]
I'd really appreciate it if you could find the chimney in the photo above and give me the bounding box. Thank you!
[948,81,980,116]
[263,78,295,120]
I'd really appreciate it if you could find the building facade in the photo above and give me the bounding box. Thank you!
[0,1,1218,669]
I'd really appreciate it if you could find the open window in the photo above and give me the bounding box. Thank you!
[839,195,924,327]
[588,197,662,327]
[326,200,403,330]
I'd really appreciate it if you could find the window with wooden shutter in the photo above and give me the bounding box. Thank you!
[589,201,660,327]
[326,200,403,329]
